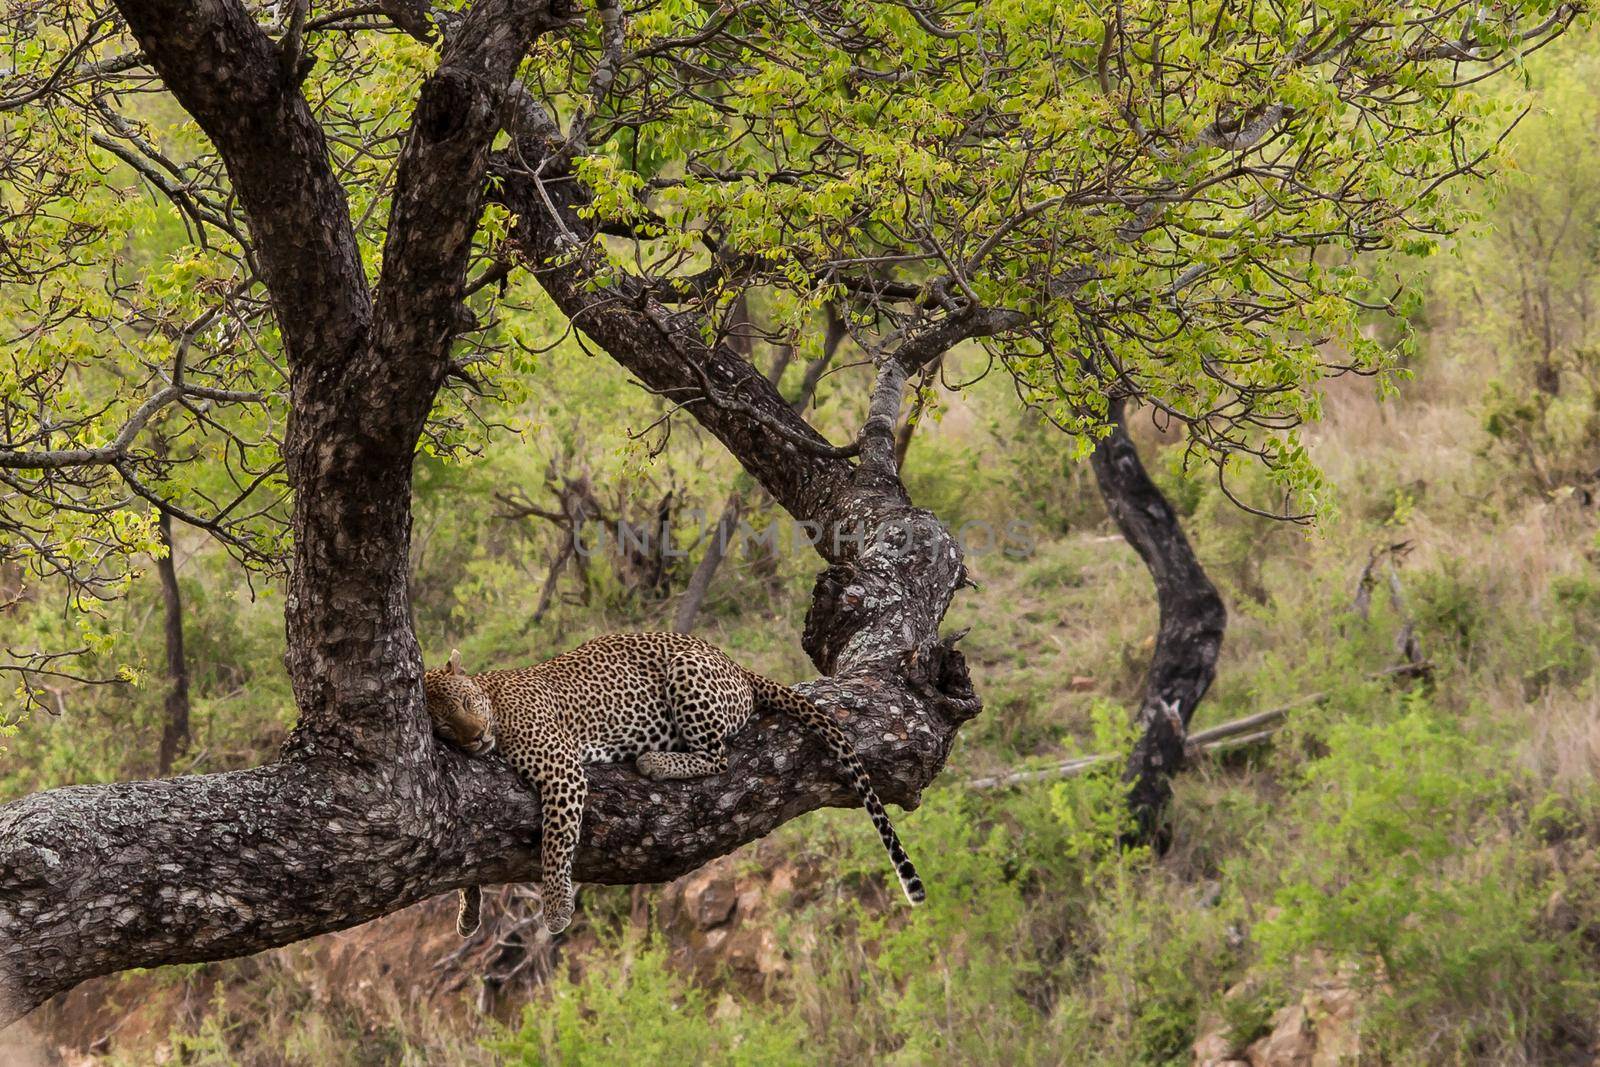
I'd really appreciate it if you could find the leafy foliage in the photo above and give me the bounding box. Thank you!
[490,940,805,1066]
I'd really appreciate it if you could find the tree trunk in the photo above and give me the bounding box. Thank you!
[154,510,191,776]
[1089,399,1227,844]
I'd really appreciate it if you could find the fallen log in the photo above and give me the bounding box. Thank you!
[965,662,1431,791]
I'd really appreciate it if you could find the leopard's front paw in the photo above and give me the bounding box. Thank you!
[635,751,671,780]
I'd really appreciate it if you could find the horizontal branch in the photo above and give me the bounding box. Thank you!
[0,525,977,1025]
[0,383,262,470]
[889,305,1033,373]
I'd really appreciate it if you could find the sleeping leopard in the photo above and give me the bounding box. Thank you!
[423,631,924,936]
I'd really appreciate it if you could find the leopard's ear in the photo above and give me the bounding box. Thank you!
[447,649,464,675]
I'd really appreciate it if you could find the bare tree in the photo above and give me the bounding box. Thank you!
[153,510,192,776]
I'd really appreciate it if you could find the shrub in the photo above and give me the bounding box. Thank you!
[489,939,804,1067]
[1256,699,1595,1061]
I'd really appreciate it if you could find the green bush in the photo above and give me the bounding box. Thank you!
[489,939,804,1067]
[1256,699,1595,1061]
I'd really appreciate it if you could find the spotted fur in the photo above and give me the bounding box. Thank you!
[423,632,924,936]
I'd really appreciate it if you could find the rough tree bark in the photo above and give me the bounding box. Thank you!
[154,510,191,776]
[0,0,982,1023]
[1089,399,1227,844]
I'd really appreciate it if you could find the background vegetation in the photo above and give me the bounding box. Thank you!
[8,20,1600,1067]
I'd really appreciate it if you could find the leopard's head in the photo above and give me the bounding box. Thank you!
[423,649,496,755]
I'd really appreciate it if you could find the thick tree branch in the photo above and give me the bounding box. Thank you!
[1,343,978,1020]
[111,0,371,369]
[494,165,857,527]
[370,0,564,442]
[889,306,1033,374]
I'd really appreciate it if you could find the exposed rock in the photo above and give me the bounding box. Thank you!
[1193,1030,1249,1067]
[1300,982,1360,1067]
[1193,976,1362,1067]
[679,868,738,929]
[1246,1003,1313,1067]
[656,848,813,989]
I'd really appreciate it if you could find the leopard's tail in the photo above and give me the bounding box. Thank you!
[747,672,925,905]
[457,885,482,937]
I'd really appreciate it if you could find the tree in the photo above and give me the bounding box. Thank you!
[1091,400,1226,842]
[152,508,191,775]
[0,0,1575,1022]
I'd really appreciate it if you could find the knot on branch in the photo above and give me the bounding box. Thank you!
[802,564,980,730]
[802,564,866,673]
[928,631,980,726]
[418,68,489,144]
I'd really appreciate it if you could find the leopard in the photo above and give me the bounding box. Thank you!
[423,631,924,936]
